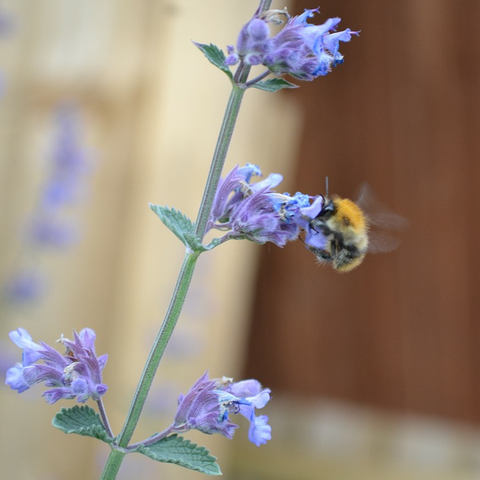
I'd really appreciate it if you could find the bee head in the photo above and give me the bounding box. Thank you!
[316,198,336,220]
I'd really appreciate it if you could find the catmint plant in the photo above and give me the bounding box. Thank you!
[5,2,357,478]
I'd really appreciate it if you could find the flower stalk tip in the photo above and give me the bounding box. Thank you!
[226,7,358,82]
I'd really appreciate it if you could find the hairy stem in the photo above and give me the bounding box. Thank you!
[127,425,175,450]
[98,1,273,478]
[194,84,246,238]
[97,399,114,439]
[99,449,126,480]
[116,252,199,449]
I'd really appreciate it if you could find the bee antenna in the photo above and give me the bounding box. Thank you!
[325,176,329,198]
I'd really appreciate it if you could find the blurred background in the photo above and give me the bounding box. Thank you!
[1,0,480,479]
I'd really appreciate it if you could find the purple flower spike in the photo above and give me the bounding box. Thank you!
[208,164,328,249]
[173,372,272,446]
[227,8,358,81]
[5,327,108,404]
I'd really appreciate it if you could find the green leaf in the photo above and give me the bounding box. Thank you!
[250,77,299,92]
[138,434,222,476]
[52,405,113,444]
[194,42,233,80]
[150,204,199,248]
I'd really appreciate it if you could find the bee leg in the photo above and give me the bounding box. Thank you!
[307,245,333,264]
[335,244,363,270]
[330,240,337,259]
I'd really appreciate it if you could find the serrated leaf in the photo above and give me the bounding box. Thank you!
[138,434,222,476]
[194,42,233,79]
[150,204,199,247]
[52,405,113,444]
[250,77,299,92]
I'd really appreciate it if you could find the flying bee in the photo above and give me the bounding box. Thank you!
[305,182,407,272]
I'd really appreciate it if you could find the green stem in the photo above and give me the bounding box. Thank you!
[117,252,199,448]
[258,0,273,13]
[99,1,274,478]
[99,252,199,480]
[194,0,273,238]
[194,84,246,238]
[99,449,126,480]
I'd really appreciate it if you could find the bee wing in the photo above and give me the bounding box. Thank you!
[367,230,403,254]
[368,212,409,231]
[357,183,409,228]
[357,183,409,253]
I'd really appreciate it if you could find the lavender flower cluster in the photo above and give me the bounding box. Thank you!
[207,163,328,252]
[5,328,107,404]
[6,328,271,446]
[226,8,358,80]
[173,371,271,447]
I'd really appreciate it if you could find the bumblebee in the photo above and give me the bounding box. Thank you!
[307,184,407,272]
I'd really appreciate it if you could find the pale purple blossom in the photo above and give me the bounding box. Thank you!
[172,372,271,446]
[5,328,108,404]
[226,8,358,81]
[208,164,327,249]
[223,378,272,446]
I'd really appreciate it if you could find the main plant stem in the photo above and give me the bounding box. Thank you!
[99,2,272,478]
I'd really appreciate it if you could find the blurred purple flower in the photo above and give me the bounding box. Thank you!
[28,217,78,248]
[2,269,45,304]
[27,104,90,247]
[172,371,271,446]
[3,103,92,304]
[226,8,358,81]
[0,6,14,96]
[5,327,108,404]
[42,105,90,208]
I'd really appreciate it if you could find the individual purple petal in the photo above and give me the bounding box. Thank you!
[78,328,97,351]
[43,387,76,404]
[249,414,272,446]
[237,163,262,183]
[5,365,30,393]
[97,354,108,370]
[298,195,324,221]
[9,328,44,365]
[250,173,283,192]
[304,224,329,250]
[226,378,265,398]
